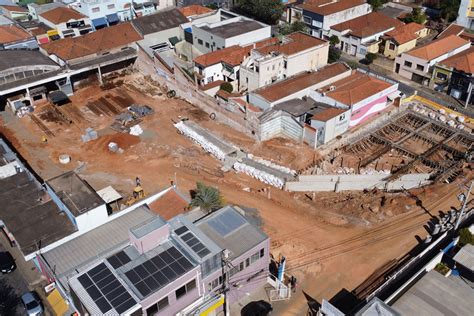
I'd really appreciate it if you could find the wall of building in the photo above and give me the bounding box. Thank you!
[75,0,171,21]
[195,63,223,85]
[224,26,271,48]
[259,110,303,142]
[350,84,398,127]
[129,224,170,254]
[74,204,108,232]
[286,44,329,77]
[311,109,351,145]
[456,0,474,29]
[384,39,417,59]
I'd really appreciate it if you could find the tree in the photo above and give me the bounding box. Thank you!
[459,228,474,246]
[329,35,340,46]
[279,21,308,35]
[220,82,233,93]
[0,280,19,315]
[328,47,341,63]
[365,53,378,64]
[235,0,284,25]
[403,8,427,25]
[190,182,224,213]
[440,0,461,22]
[367,0,388,11]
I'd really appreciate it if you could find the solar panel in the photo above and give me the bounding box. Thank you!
[208,209,247,236]
[180,232,211,258]
[78,263,137,314]
[175,226,188,235]
[124,246,194,297]
[107,250,131,269]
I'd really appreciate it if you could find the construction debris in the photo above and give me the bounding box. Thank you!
[81,127,98,142]
[129,124,143,136]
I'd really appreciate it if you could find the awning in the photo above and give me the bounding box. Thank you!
[387,91,402,101]
[97,186,122,203]
[47,289,69,316]
[106,13,119,24]
[92,17,108,29]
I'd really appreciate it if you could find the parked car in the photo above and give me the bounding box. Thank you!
[241,300,273,316]
[21,291,43,316]
[0,251,16,274]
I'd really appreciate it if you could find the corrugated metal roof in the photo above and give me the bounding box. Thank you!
[453,244,474,271]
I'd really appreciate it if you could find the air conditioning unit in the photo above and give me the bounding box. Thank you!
[329,85,336,91]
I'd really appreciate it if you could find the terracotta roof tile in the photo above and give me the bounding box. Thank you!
[178,5,214,17]
[0,24,31,44]
[40,7,86,25]
[320,71,392,106]
[194,45,252,67]
[331,12,403,38]
[299,0,366,16]
[257,32,327,56]
[255,63,351,102]
[437,23,464,40]
[406,35,470,61]
[0,5,28,12]
[40,22,142,61]
[149,188,190,220]
[311,107,346,121]
[385,22,425,45]
[438,46,474,74]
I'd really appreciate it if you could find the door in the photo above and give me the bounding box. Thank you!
[395,63,400,74]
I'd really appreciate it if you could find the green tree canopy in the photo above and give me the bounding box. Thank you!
[279,21,308,35]
[403,8,427,25]
[367,0,389,11]
[220,82,233,93]
[190,182,224,213]
[236,0,284,25]
[329,35,340,46]
[440,0,461,22]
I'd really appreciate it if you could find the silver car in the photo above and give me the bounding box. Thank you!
[21,292,43,316]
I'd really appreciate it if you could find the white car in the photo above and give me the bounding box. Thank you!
[21,292,43,316]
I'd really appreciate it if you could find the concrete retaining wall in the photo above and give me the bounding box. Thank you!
[286,173,431,192]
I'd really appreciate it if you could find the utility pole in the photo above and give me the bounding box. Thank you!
[221,249,230,316]
[455,181,473,230]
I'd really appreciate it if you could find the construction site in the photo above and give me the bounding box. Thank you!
[1,71,473,315]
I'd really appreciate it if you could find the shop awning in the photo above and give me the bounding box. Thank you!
[106,13,119,25]
[92,17,108,29]
[47,289,69,316]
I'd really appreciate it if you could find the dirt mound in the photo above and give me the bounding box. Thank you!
[83,133,141,153]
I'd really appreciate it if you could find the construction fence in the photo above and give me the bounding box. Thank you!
[285,173,432,192]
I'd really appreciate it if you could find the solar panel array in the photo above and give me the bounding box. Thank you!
[124,246,194,297]
[175,226,211,258]
[78,263,136,314]
[107,250,131,269]
[207,209,247,236]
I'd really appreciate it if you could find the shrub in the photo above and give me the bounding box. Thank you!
[434,262,450,275]
[329,35,340,46]
[365,53,378,64]
[459,227,474,246]
[220,82,233,93]
[328,47,341,63]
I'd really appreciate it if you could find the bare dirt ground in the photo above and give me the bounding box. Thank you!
[1,73,471,314]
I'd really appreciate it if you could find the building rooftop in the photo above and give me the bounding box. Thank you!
[132,8,187,36]
[0,49,58,73]
[310,106,347,122]
[178,5,214,18]
[39,7,86,24]
[200,20,265,39]
[453,244,474,271]
[0,138,76,257]
[355,297,400,316]
[194,45,252,67]
[331,12,403,38]
[0,24,32,44]
[46,171,104,216]
[392,270,474,315]
[405,35,470,61]
[0,5,28,12]
[40,22,142,61]
[438,46,474,74]
[41,205,156,284]
[149,187,190,220]
[299,0,366,16]
[379,6,409,19]
[273,98,320,117]
[195,205,268,260]
[385,22,425,45]
[257,32,327,56]
[437,23,465,40]
[28,2,66,15]
[254,62,350,102]
[319,71,393,106]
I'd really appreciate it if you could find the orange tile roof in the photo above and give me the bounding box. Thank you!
[149,188,190,220]
[194,45,252,67]
[437,23,464,40]
[438,46,474,74]
[0,24,31,44]
[0,5,28,13]
[300,0,366,16]
[40,22,142,61]
[40,7,86,25]
[331,12,404,38]
[406,35,470,61]
[255,63,351,102]
[385,22,425,45]
[178,5,214,17]
[311,107,347,122]
[257,32,327,56]
[321,71,392,106]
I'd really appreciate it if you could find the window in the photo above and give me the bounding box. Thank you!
[157,297,169,310]
[283,60,287,69]
[303,16,311,24]
[272,65,275,70]
[404,61,412,68]
[245,258,250,267]
[146,296,168,315]
[312,20,322,28]
[205,42,210,48]
[389,43,396,50]
[250,252,260,264]
[146,305,158,316]
[186,279,196,291]
[107,4,115,9]
[198,39,203,45]
[436,72,448,80]
[92,7,100,13]
[416,64,424,71]
[207,76,213,83]
[176,280,196,300]
[260,248,265,258]
[339,113,346,121]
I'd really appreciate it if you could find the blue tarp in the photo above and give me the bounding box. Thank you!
[106,13,119,24]
[92,17,108,29]
[184,27,192,33]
